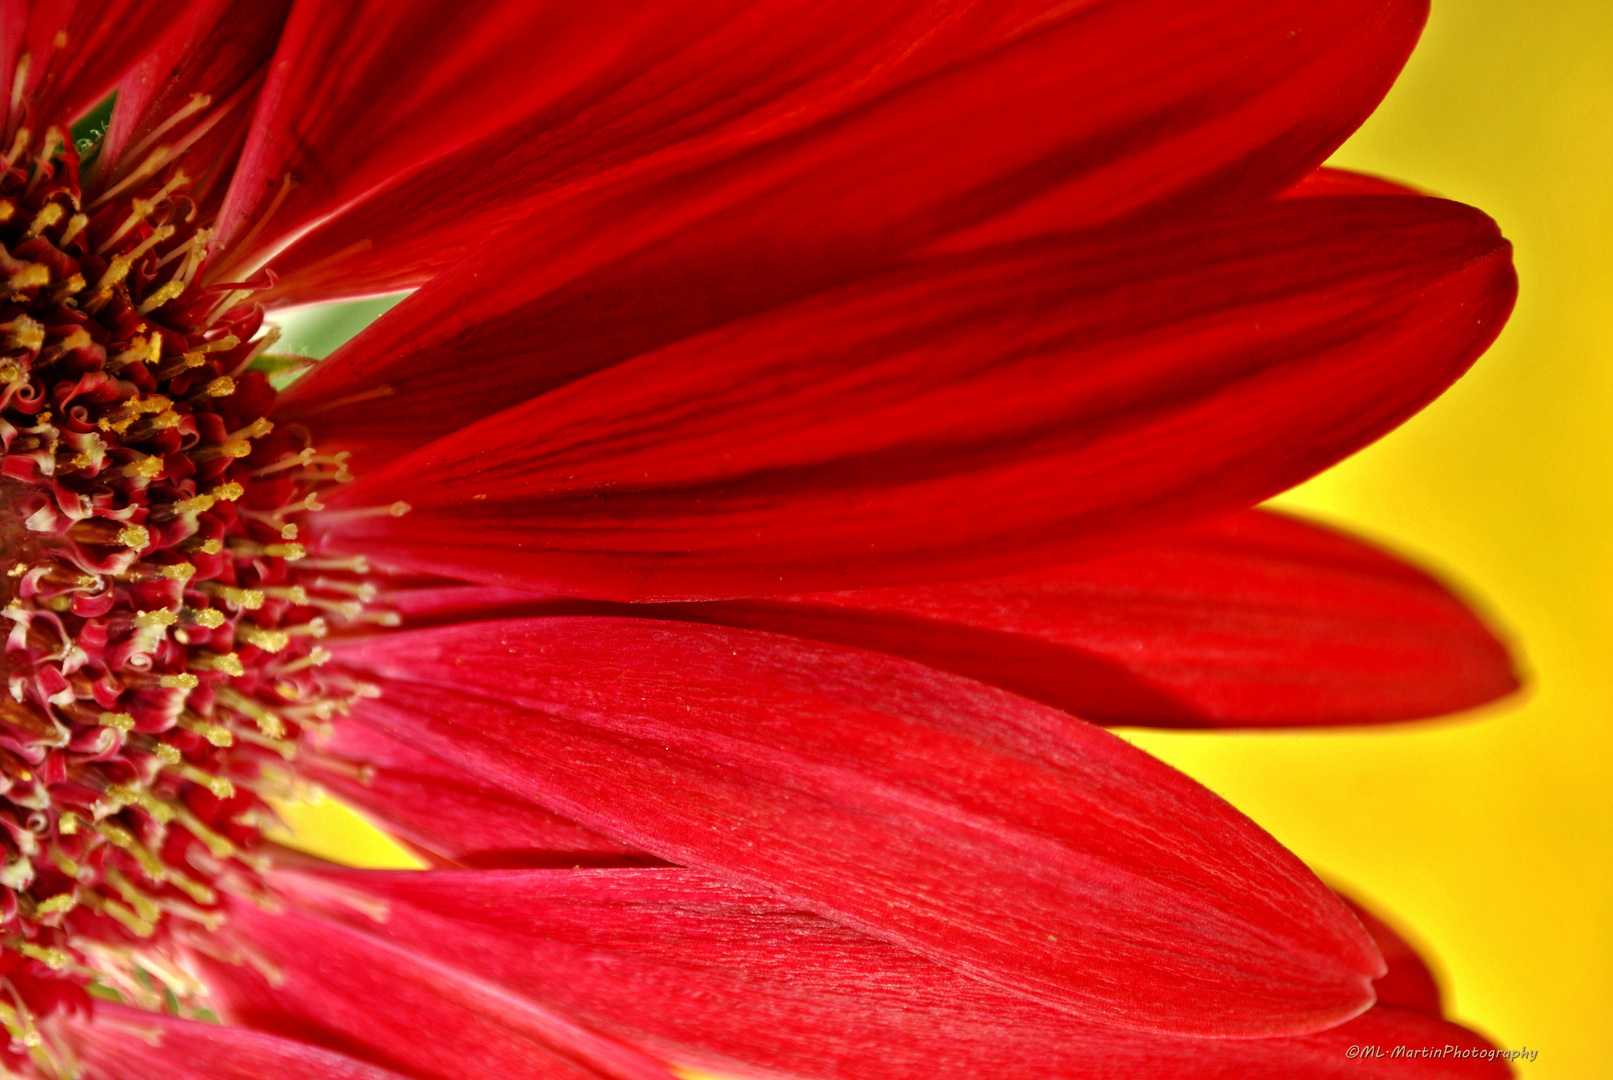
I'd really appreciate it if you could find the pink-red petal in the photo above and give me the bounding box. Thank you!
[331,616,1382,1036]
[263,0,1427,306]
[305,720,651,868]
[256,865,1509,1080]
[198,901,673,1080]
[62,1004,413,1080]
[312,195,1514,600]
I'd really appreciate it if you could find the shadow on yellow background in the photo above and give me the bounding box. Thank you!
[281,2,1608,1075]
[1130,1,1611,1074]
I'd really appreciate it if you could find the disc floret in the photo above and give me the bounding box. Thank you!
[0,117,371,1051]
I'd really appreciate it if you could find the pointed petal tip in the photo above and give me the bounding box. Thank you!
[333,615,1384,1037]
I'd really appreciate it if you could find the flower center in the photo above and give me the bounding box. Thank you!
[0,115,376,1046]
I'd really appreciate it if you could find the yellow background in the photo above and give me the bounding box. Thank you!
[280,2,1610,1074]
[1135,1,1612,1073]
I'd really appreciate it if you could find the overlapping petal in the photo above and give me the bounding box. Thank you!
[655,509,1518,727]
[210,0,755,272]
[1341,892,1446,1016]
[197,902,673,1080]
[1,0,208,129]
[364,508,1515,729]
[94,0,292,212]
[305,720,651,868]
[278,0,1430,456]
[216,865,1508,1080]
[0,1,1527,1072]
[259,0,1430,308]
[311,195,1513,599]
[330,616,1382,1036]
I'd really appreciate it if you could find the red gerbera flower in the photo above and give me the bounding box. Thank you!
[0,1,1519,1077]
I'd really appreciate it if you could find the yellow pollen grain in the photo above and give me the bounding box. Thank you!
[211,481,244,501]
[193,652,245,676]
[134,608,178,630]
[174,763,234,800]
[59,212,87,247]
[13,943,67,970]
[55,327,91,353]
[265,543,305,560]
[33,894,74,916]
[97,712,135,732]
[237,625,290,653]
[180,713,233,747]
[6,264,47,290]
[159,563,197,581]
[137,279,186,314]
[109,334,159,370]
[171,493,215,514]
[202,376,234,398]
[158,673,198,690]
[23,203,61,238]
[122,455,164,479]
[206,584,264,610]
[217,688,287,739]
[3,315,43,351]
[188,608,226,629]
[117,524,150,549]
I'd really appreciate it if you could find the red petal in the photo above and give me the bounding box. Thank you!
[313,195,1514,600]
[210,1,755,271]
[2,0,209,129]
[332,616,1382,1036]
[62,1003,412,1080]
[649,509,1518,728]
[264,0,1427,306]
[1338,891,1447,1015]
[305,719,651,868]
[270,865,1509,1080]
[197,902,673,1080]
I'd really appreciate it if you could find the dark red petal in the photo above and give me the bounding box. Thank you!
[649,509,1518,728]
[2,0,210,128]
[210,1,750,271]
[331,616,1381,1036]
[95,0,293,212]
[314,196,1514,600]
[197,903,673,1080]
[1339,891,1447,1015]
[305,719,651,868]
[268,865,1509,1080]
[264,0,1427,307]
[62,1003,412,1080]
